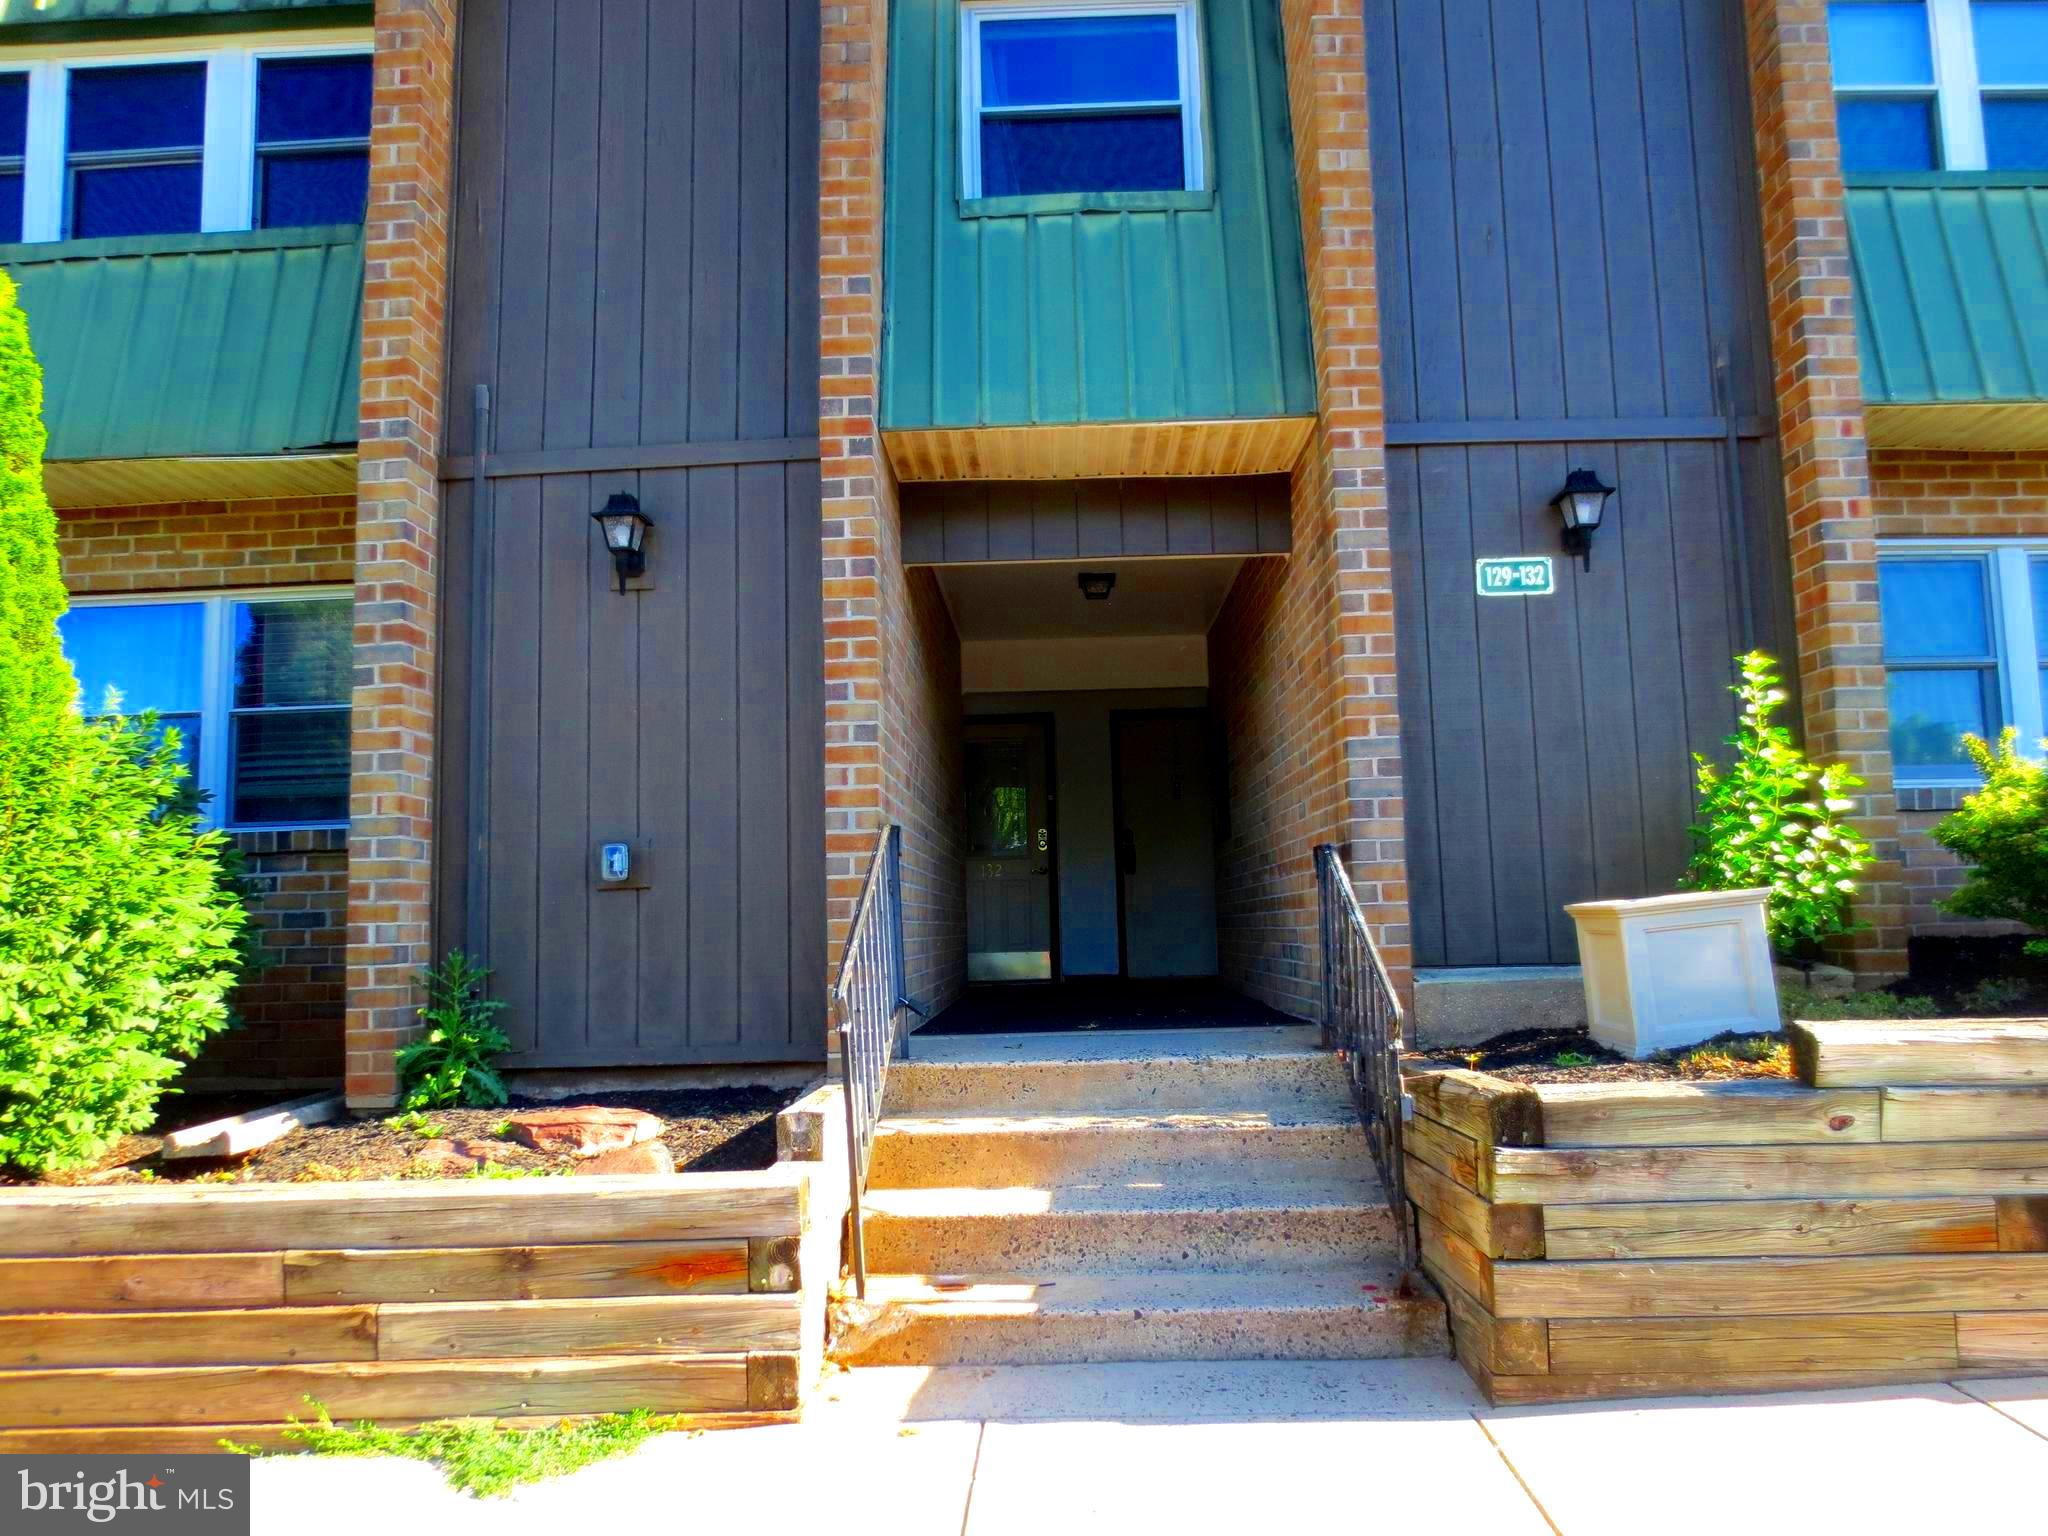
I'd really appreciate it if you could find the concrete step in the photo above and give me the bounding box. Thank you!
[867,1110,1366,1190]
[828,1268,1448,1366]
[885,1026,1348,1116]
[860,1177,1402,1274]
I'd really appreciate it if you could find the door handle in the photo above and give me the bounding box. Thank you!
[1031,864,1049,876]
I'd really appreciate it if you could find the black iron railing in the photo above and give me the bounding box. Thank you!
[833,824,919,1299]
[1314,843,1415,1270]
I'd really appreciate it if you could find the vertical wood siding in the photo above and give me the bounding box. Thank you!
[435,0,825,1066]
[879,0,1316,431]
[1365,0,1796,968]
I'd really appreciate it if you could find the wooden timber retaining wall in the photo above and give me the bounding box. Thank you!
[1408,1020,2048,1404]
[0,1089,851,1450]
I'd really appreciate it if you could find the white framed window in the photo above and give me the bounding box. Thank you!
[57,588,352,830]
[1878,542,2048,783]
[0,31,371,244]
[958,0,1206,201]
[1828,0,2048,171]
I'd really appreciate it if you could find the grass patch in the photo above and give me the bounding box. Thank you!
[227,1406,692,1498]
[1669,1034,1793,1079]
[1777,985,1942,1022]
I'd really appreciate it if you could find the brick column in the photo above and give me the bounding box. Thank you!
[1745,0,1906,973]
[1280,0,1409,986]
[346,0,460,1107]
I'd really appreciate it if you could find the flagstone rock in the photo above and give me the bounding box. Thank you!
[505,1106,663,1157]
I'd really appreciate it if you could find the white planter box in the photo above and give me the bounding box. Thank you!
[1565,888,1779,1059]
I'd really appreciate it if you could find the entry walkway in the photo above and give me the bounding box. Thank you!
[255,1360,2048,1534]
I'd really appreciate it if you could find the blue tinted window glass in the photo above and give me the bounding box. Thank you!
[232,599,351,710]
[58,603,205,715]
[980,15,1180,107]
[71,161,202,238]
[1829,2,1935,83]
[981,112,1183,196]
[0,173,20,244]
[1837,96,1940,169]
[1985,96,2048,167]
[259,149,369,226]
[1889,670,1997,773]
[256,55,373,144]
[229,709,348,825]
[0,74,27,159]
[67,63,206,154]
[1882,559,1993,657]
[1974,2,2048,85]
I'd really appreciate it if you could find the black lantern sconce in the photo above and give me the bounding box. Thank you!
[1077,571,1117,601]
[1552,468,1615,571]
[591,492,654,594]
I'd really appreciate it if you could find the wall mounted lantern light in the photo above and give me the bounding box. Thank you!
[1552,468,1615,571]
[1077,571,1117,601]
[592,492,654,593]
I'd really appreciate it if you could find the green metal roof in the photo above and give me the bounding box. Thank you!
[0,0,361,31]
[1849,176,2048,406]
[0,225,360,462]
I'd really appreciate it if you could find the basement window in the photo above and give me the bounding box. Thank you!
[1829,0,2048,171]
[960,1,1205,200]
[1878,545,2048,782]
[59,589,352,830]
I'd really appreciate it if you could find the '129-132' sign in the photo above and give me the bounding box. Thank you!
[1474,556,1555,597]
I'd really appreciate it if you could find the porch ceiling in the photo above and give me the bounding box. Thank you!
[936,556,1247,641]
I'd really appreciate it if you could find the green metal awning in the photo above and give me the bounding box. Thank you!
[0,0,364,34]
[1848,176,2048,450]
[0,225,361,466]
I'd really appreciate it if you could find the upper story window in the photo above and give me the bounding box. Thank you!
[1829,0,2048,171]
[0,39,372,244]
[58,590,352,829]
[1879,545,2048,782]
[960,1,1205,200]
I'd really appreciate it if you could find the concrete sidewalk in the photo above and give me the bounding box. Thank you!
[254,1361,2048,1535]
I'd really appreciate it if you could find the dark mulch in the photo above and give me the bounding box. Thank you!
[7,1083,806,1187]
[1403,1025,1793,1085]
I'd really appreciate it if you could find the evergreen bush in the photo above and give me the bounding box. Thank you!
[1931,728,2048,955]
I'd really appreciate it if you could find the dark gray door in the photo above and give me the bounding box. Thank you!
[1114,712,1219,978]
[434,0,825,1065]
[1365,0,1796,968]
[965,721,1055,982]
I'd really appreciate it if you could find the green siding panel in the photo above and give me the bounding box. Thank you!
[0,225,361,461]
[0,0,359,29]
[881,0,1315,431]
[1850,177,2048,405]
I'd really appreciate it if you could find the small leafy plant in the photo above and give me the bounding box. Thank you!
[385,1110,445,1139]
[1931,728,2048,957]
[394,951,509,1111]
[1684,652,1872,953]
[1552,1050,1595,1068]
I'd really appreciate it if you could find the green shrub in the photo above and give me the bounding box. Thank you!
[1684,651,1872,952]
[1931,729,2048,956]
[396,951,510,1110]
[0,274,248,1174]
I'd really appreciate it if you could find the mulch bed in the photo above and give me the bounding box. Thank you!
[7,1084,806,1187]
[1403,1026,1792,1085]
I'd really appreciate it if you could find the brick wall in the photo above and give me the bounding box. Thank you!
[58,496,354,1085]
[1872,448,2048,939]
[346,0,459,1108]
[1744,0,1907,973]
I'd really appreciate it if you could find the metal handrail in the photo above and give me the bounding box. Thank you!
[1314,843,1415,1271]
[832,824,920,1298]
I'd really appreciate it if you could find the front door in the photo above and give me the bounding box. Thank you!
[965,720,1055,981]
[1114,711,1219,977]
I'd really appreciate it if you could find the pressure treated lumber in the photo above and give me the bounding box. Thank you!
[161,1094,345,1161]
[1417,1211,1494,1309]
[1957,1312,2048,1368]
[0,1174,805,1256]
[1882,1086,2048,1143]
[0,1355,752,1428]
[1789,1018,2048,1088]
[0,1307,376,1369]
[283,1241,752,1303]
[1434,1267,1549,1376]
[1404,1155,1543,1259]
[1533,1080,1878,1146]
[2000,1197,2048,1251]
[1540,1197,2000,1260]
[1491,1139,2048,1204]
[1405,1115,1487,1196]
[1546,1314,1960,1374]
[1476,1364,1964,1407]
[1491,1252,2048,1319]
[373,1294,800,1360]
[1405,1071,1542,1149]
[0,1253,284,1313]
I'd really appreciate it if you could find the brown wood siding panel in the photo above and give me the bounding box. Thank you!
[1367,0,1788,966]
[438,0,823,1066]
[901,476,1292,565]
